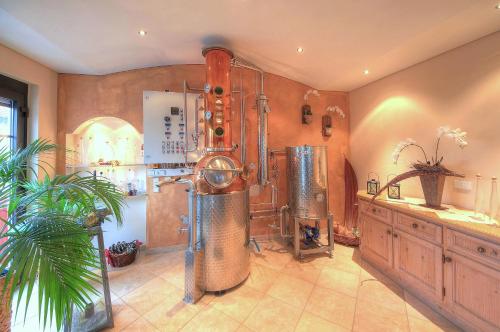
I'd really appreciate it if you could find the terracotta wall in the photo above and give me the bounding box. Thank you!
[0,43,58,174]
[58,65,349,247]
[350,31,500,212]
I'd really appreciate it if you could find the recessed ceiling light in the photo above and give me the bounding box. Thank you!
[496,3,500,9]
[297,47,304,54]
[138,30,147,36]
[363,69,369,75]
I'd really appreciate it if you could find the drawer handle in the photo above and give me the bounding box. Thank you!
[372,208,377,213]
[477,246,486,254]
[393,233,398,238]
[444,256,452,263]
[411,223,418,229]
[492,250,498,256]
[386,229,392,235]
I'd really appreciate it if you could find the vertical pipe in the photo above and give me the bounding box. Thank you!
[240,73,246,164]
[258,93,269,185]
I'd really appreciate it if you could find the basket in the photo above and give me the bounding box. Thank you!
[0,275,12,332]
[334,233,360,247]
[106,250,137,268]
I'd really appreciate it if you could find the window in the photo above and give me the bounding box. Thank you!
[0,74,28,151]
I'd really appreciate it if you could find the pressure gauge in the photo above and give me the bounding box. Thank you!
[204,83,211,94]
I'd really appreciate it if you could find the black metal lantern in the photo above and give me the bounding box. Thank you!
[367,172,380,195]
[387,174,401,200]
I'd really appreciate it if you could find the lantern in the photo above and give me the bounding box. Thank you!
[367,172,380,195]
[387,174,401,200]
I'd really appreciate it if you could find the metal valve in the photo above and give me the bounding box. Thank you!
[180,215,189,225]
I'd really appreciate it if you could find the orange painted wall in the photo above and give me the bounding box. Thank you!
[57,65,349,247]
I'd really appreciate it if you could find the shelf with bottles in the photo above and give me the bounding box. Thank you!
[66,117,146,198]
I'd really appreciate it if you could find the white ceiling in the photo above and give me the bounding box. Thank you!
[0,0,499,91]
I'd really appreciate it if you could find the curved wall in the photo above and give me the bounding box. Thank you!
[57,64,349,246]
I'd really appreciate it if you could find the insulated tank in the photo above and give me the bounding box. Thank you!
[286,145,328,219]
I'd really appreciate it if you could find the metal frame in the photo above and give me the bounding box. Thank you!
[291,213,334,260]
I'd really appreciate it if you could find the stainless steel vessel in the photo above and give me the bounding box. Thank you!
[286,145,328,219]
[199,190,250,291]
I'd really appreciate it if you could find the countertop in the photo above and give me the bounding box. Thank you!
[357,191,500,243]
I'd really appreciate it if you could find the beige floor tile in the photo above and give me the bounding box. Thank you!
[180,305,240,332]
[159,261,185,290]
[244,263,279,293]
[358,278,406,314]
[330,252,362,275]
[251,248,293,271]
[267,274,314,309]
[236,324,254,332]
[407,315,462,332]
[103,302,141,331]
[317,267,360,297]
[404,291,459,329]
[121,277,180,315]
[305,285,356,330]
[243,296,302,332]
[143,289,200,331]
[353,299,409,332]
[333,244,356,258]
[211,285,264,322]
[295,311,350,332]
[122,317,159,331]
[139,251,184,276]
[281,260,322,284]
[108,265,156,297]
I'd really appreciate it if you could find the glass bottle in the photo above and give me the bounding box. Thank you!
[489,177,498,221]
[473,174,485,220]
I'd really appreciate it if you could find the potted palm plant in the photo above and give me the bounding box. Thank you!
[0,140,124,331]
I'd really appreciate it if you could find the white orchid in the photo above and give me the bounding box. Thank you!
[326,105,345,118]
[437,126,468,148]
[304,89,320,102]
[392,138,418,164]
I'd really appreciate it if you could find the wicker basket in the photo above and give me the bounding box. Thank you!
[334,233,360,247]
[0,275,12,332]
[107,250,137,268]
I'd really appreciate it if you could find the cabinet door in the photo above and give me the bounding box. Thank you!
[360,214,393,269]
[444,251,500,332]
[393,230,443,300]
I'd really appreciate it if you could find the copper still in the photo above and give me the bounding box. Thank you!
[183,47,250,303]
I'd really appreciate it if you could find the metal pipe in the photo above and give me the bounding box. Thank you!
[231,57,269,185]
[280,205,291,238]
[240,74,246,164]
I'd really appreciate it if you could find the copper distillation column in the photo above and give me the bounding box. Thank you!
[183,47,250,304]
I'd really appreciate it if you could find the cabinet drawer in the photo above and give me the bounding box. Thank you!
[446,229,500,267]
[359,200,392,225]
[395,213,442,244]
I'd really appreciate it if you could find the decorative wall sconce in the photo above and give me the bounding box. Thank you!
[367,172,380,195]
[302,89,320,124]
[322,105,346,137]
[387,174,401,199]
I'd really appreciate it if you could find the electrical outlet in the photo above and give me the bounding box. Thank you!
[454,179,473,192]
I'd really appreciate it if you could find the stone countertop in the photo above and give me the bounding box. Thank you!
[357,191,500,243]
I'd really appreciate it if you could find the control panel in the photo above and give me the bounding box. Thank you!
[143,91,204,164]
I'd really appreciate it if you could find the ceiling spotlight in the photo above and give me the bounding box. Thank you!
[363,69,369,75]
[297,47,304,54]
[496,3,500,9]
[138,30,147,36]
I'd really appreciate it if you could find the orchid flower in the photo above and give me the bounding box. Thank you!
[304,89,320,102]
[326,105,346,118]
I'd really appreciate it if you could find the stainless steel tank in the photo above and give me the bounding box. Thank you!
[286,145,328,219]
[198,190,250,291]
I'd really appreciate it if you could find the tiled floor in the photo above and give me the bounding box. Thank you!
[12,239,462,331]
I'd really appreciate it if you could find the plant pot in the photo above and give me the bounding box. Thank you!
[0,275,12,332]
[419,174,446,208]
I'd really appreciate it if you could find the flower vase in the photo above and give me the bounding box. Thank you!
[419,174,446,209]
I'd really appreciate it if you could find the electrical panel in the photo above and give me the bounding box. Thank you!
[143,91,204,164]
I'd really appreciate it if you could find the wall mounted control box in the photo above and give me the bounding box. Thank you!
[143,91,204,166]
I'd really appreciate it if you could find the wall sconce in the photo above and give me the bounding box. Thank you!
[302,89,320,124]
[387,174,401,199]
[367,172,380,195]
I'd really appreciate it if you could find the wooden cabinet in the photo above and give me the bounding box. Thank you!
[393,230,443,300]
[444,251,500,332]
[360,213,393,270]
[359,195,500,332]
